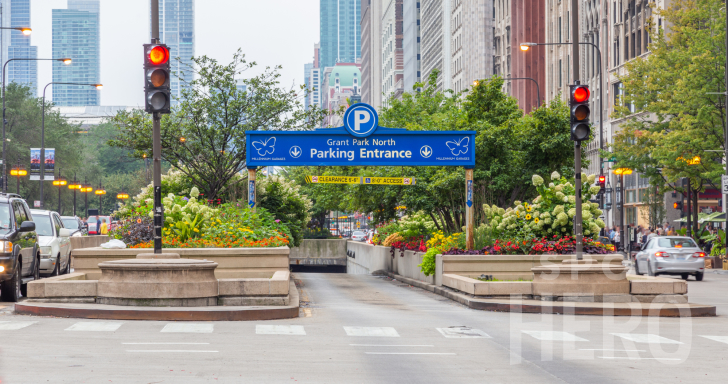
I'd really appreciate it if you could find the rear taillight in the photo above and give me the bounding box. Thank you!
[655,252,669,258]
[692,252,706,258]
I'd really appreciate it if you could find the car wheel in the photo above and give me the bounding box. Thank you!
[647,261,656,277]
[681,273,689,280]
[51,254,60,277]
[695,272,704,281]
[1,263,21,302]
[634,259,642,275]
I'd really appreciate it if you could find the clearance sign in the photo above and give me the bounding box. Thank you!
[305,176,416,185]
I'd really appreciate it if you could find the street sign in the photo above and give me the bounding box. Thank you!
[246,103,476,168]
[305,175,361,184]
[34,201,40,208]
[722,175,728,194]
[363,177,415,185]
[248,180,256,208]
[466,179,473,208]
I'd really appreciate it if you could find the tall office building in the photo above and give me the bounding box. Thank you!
[303,62,313,111]
[155,0,195,104]
[402,0,420,92]
[381,0,403,103]
[52,0,100,106]
[320,0,361,69]
[6,0,38,93]
[360,0,381,108]
[451,0,494,94]
[420,0,451,91]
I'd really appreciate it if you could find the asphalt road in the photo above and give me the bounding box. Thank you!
[0,270,727,383]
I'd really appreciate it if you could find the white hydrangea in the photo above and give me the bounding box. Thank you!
[551,171,561,180]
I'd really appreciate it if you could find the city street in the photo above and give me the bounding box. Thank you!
[1,269,727,383]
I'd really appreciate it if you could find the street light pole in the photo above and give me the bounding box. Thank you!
[502,77,541,108]
[40,81,101,207]
[3,57,70,193]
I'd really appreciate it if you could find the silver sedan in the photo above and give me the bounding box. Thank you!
[634,236,705,280]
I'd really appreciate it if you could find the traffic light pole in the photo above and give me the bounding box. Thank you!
[571,1,583,260]
[153,113,162,253]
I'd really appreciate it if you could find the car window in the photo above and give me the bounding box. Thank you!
[0,203,12,229]
[62,218,80,229]
[52,214,62,234]
[33,214,54,237]
[657,238,697,248]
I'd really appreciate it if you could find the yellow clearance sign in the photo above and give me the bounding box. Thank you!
[363,177,416,185]
[305,175,361,184]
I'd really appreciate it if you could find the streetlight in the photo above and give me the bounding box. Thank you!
[52,169,67,213]
[67,174,82,217]
[2,57,71,193]
[39,81,101,207]
[612,167,633,253]
[9,158,27,194]
[0,27,31,35]
[79,179,93,218]
[95,182,106,215]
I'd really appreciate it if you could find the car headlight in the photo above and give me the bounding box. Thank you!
[40,246,52,256]
[0,241,12,253]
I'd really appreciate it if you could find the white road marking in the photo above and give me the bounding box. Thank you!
[65,322,123,332]
[611,333,683,344]
[437,327,491,339]
[126,350,218,353]
[365,352,456,355]
[598,356,682,361]
[161,323,213,333]
[256,325,306,335]
[344,326,399,337]
[580,349,646,352]
[350,344,434,347]
[0,321,37,330]
[522,331,588,342]
[122,343,210,345]
[701,336,728,345]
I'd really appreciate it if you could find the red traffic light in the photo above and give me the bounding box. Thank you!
[598,175,606,184]
[573,86,590,103]
[149,46,169,65]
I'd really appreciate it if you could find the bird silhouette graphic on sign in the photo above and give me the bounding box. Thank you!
[446,137,469,156]
[252,137,276,156]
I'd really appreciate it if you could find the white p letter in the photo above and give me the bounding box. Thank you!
[354,110,370,131]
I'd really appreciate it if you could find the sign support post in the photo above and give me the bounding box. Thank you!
[465,168,474,250]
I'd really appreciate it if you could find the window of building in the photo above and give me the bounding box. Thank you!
[625,36,629,60]
[558,60,562,86]
[558,17,562,42]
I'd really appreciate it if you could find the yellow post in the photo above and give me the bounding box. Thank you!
[248,168,257,211]
[465,168,474,250]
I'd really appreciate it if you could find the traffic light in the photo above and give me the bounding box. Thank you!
[598,174,606,189]
[569,84,591,142]
[674,201,683,210]
[143,44,171,114]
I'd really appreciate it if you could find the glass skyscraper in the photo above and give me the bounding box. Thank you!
[154,0,195,104]
[6,0,38,93]
[320,0,361,69]
[52,0,100,106]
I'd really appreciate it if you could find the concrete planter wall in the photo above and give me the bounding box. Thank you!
[395,250,434,285]
[346,243,391,275]
[70,236,110,251]
[72,246,289,280]
[289,239,347,266]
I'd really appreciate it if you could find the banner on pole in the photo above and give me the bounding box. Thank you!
[29,148,55,181]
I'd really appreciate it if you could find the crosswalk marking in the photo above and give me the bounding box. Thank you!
[65,322,123,332]
[0,321,37,330]
[344,326,399,337]
[256,325,306,335]
[700,336,728,345]
[522,331,588,342]
[161,323,213,333]
[437,327,491,339]
[611,333,683,345]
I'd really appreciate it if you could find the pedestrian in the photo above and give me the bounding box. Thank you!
[614,229,621,251]
[95,216,101,236]
[609,227,615,243]
[100,218,109,235]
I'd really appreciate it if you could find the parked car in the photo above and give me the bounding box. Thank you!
[634,236,705,280]
[30,210,72,277]
[0,193,39,302]
[351,231,367,241]
[61,216,87,236]
[87,215,111,235]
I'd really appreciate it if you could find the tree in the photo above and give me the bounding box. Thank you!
[109,49,326,201]
[608,0,726,235]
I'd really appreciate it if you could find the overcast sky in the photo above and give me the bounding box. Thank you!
[30,0,320,106]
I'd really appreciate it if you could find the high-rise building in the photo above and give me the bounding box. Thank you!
[360,0,381,108]
[154,0,195,104]
[304,62,313,111]
[451,0,494,94]
[320,0,361,70]
[6,0,37,93]
[420,0,451,91]
[52,0,100,106]
[402,0,420,92]
[381,0,403,103]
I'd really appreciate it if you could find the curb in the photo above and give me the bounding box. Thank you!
[384,272,716,317]
[14,281,300,321]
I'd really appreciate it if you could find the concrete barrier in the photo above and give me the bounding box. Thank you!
[289,239,347,266]
[70,235,110,251]
[346,243,391,275]
[72,246,290,280]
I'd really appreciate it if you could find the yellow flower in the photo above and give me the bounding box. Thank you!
[525,214,532,220]
[193,228,199,232]
[526,206,532,212]
[534,217,540,223]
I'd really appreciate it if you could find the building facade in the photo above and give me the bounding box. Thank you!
[402,0,420,92]
[321,63,362,127]
[420,0,451,91]
[360,0,381,108]
[321,0,361,70]
[155,0,195,104]
[381,0,404,103]
[451,0,494,94]
[6,0,37,93]
[52,0,100,106]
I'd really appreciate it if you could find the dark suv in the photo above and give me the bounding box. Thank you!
[0,193,39,302]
